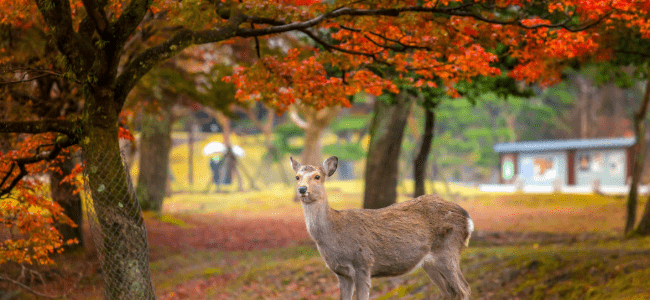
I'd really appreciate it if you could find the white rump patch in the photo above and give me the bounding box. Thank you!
[465,218,474,247]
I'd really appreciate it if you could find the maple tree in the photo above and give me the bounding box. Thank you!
[1,0,648,297]
[0,17,86,297]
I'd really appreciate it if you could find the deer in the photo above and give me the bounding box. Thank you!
[290,156,473,300]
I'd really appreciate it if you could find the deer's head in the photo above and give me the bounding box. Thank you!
[290,156,338,203]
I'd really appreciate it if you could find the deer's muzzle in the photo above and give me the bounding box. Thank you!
[298,186,308,195]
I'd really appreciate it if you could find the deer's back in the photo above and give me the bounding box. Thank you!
[326,194,470,277]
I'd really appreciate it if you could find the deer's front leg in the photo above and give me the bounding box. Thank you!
[354,269,371,300]
[336,274,354,300]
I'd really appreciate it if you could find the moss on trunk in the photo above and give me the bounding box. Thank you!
[82,89,155,300]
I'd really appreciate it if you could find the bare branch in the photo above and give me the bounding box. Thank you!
[0,73,56,85]
[0,120,80,137]
[289,108,308,130]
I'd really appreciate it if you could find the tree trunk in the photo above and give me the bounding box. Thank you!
[136,104,172,212]
[82,89,155,300]
[302,126,324,165]
[414,108,435,198]
[364,92,413,209]
[50,154,84,250]
[632,77,650,236]
[290,105,341,166]
[188,117,195,187]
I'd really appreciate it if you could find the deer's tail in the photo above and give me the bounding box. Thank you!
[459,206,474,247]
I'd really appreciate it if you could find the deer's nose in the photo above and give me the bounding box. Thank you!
[298,186,308,194]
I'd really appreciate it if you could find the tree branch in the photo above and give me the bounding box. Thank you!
[617,50,650,59]
[0,120,80,137]
[0,163,16,188]
[81,0,110,38]
[35,0,94,73]
[114,25,240,106]
[0,73,55,85]
[0,135,78,198]
[289,108,308,130]
[113,0,151,46]
[235,5,607,38]
[297,29,392,66]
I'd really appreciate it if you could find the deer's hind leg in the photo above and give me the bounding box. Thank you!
[423,251,470,300]
[422,257,453,299]
[336,274,354,300]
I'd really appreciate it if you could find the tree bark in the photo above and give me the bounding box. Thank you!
[632,77,650,236]
[625,75,650,235]
[302,125,325,166]
[363,92,413,209]
[290,105,341,166]
[136,104,172,212]
[414,108,435,198]
[82,89,155,300]
[50,154,84,250]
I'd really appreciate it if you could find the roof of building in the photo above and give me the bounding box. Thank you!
[494,137,636,153]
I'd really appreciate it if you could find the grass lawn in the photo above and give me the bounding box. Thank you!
[10,182,648,300]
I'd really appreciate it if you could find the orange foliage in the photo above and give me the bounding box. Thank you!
[0,134,81,266]
[223,1,646,108]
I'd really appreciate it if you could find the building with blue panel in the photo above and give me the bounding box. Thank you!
[494,137,636,187]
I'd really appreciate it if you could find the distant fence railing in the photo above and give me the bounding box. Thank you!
[479,184,650,195]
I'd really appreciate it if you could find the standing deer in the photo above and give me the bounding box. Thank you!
[291,156,473,300]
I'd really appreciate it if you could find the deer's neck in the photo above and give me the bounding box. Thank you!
[301,198,334,242]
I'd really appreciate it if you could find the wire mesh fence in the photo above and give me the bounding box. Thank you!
[82,150,155,300]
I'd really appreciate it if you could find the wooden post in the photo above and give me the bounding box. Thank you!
[567,150,575,186]
[188,119,194,186]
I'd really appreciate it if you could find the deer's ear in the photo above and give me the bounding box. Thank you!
[323,156,338,177]
[290,157,302,172]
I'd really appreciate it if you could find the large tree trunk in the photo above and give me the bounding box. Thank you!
[632,77,650,236]
[414,108,435,198]
[82,89,155,300]
[136,104,172,212]
[364,92,413,209]
[50,154,84,250]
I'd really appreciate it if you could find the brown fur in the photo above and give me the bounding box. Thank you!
[290,156,473,300]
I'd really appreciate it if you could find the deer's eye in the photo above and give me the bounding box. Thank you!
[315,175,320,180]
[295,176,299,180]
